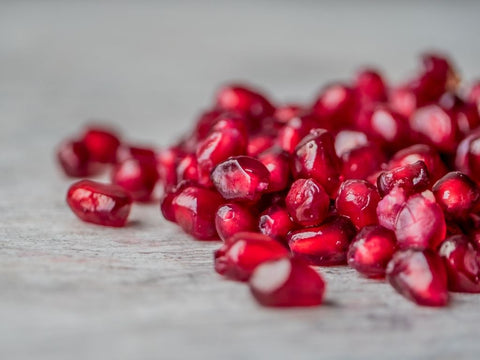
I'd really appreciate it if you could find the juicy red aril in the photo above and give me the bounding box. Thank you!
[214,232,289,281]
[111,158,158,202]
[377,160,430,197]
[394,190,446,250]
[249,258,325,307]
[355,68,388,104]
[432,171,480,219]
[116,145,156,164]
[259,204,296,244]
[66,179,132,227]
[386,249,449,307]
[211,156,270,202]
[336,179,380,229]
[176,153,199,183]
[277,114,320,153]
[341,143,386,180]
[171,185,224,240]
[347,225,397,278]
[334,130,369,156]
[390,85,418,118]
[288,215,357,266]
[215,203,257,242]
[57,139,98,177]
[156,147,184,192]
[247,133,275,157]
[274,104,305,124]
[258,148,291,193]
[292,128,341,196]
[285,178,330,227]
[438,235,480,293]
[376,186,407,230]
[82,126,121,164]
[311,83,356,130]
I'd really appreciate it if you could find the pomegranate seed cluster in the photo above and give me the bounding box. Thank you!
[57,53,480,308]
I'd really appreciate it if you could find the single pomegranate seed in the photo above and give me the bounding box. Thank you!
[274,104,305,124]
[389,144,447,182]
[193,109,224,141]
[394,190,446,250]
[354,68,387,104]
[258,148,291,193]
[277,114,320,153]
[214,232,289,281]
[311,83,356,130]
[285,178,330,227]
[160,181,193,223]
[341,143,386,180]
[171,185,224,240]
[247,133,275,157]
[196,128,247,186]
[82,126,121,163]
[377,160,430,197]
[211,156,270,202]
[215,203,258,242]
[440,92,480,135]
[288,215,356,266]
[111,158,158,202]
[347,225,397,278]
[438,235,480,293]
[334,130,369,156]
[376,187,407,231]
[259,204,296,244]
[432,172,480,220]
[469,81,480,106]
[386,250,449,307]
[249,258,325,307]
[176,153,199,183]
[336,179,380,229]
[416,53,458,101]
[56,139,98,177]
[156,147,184,191]
[292,128,341,196]
[390,85,418,118]
[115,145,156,164]
[409,105,458,153]
[66,180,132,227]
[467,136,480,183]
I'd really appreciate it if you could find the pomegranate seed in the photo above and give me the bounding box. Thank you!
[274,104,305,124]
[66,179,132,227]
[171,185,224,240]
[312,83,356,130]
[341,143,386,180]
[467,136,480,183]
[469,81,480,106]
[211,156,270,202]
[56,139,98,177]
[194,109,224,141]
[288,215,356,266]
[111,158,158,202]
[432,171,480,219]
[347,225,397,278]
[377,160,430,197]
[292,128,341,196]
[176,153,199,183]
[440,93,480,135]
[336,179,380,229]
[277,114,320,153]
[258,148,291,193]
[354,68,387,104]
[438,235,480,293]
[247,133,275,157]
[376,186,407,231]
[214,232,289,281]
[389,144,447,182]
[215,203,258,242]
[386,249,449,307]
[82,126,121,163]
[259,204,296,244]
[160,181,192,223]
[249,258,325,307]
[394,190,446,250]
[390,85,417,118]
[116,145,156,164]
[334,130,369,156]
[156,147,184,191]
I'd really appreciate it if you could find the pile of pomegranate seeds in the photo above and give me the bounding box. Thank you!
[57,53,480,308]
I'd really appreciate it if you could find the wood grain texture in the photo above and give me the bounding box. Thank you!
[1,1,480,359]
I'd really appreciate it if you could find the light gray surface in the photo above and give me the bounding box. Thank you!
[1,1,480,359]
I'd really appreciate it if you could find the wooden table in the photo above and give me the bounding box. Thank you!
[1,1,480,359]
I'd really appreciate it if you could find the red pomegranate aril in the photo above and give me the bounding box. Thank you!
[247,133,275,157]
[409,105,458,153]
[377,160,430,197]
[394,190,446,250]
[292,128,341,196]
[211,156,270,202]
[259,204,297,244]
[432,171,480,219]
[66,179,132,227]
[196,128,247,186]
[341,143,386,180]
[258,148,291,193]
[194,109,224,141]
[214,232,289,281]
[334,130,369,156]
[312,83,356,130]
[116,145,156,164]
[336,179,380,229]
[274,104,305,124]
[347,225,396,278]
[57,139,98,177]
[467,136,480,183]
[176,153,199,183]
[288,215,356,266]
[171,185,224,240]
[215,203,258,242]
[440,93,480,135]
[376,186,407,231]
[277,114,320,153]
[285,178,330,227]
[355,68,388,104]
[365,107,410,151]
[157,147,184,192]
[386,249,449,307]
[249,258,325,307]
[390,85,418,118]
[389,144,447,182]
[438,235,480,293]
[82,126,121,164]
[111,158,158,202]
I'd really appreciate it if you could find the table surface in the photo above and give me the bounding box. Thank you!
[2,1,480,359]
